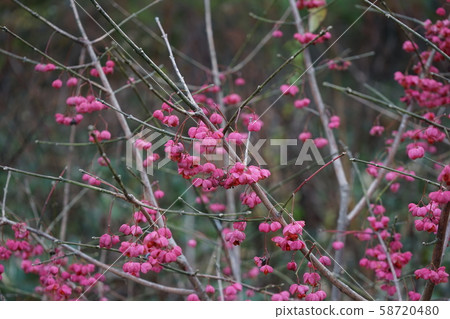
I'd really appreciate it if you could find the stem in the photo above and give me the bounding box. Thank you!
[0,27,106,92]
[288,0,351,300]
[226,6,292,74]
[90,0,366,300]
[71,0,207,299]
[347,147,403,300]
[293,152,347,194]
[349,158,443,189]
[12,0,83,43]
[2,171,11,219]
[204,0,242,283]
[223,28,331,134]
[155,18,196,105]
[364,0,450,61]
[283,152,347,208]
[59,113,77,240]
[90,0,163,44]
[421,202,450,301]
[347,105,413,222]
[323,83,450,136]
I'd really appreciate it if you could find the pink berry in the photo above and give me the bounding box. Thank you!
[154,190,165,199]
[407,145,425,160]
[99,130,111,140]
[258,222,270,233]
[223,93,242,105]
[166,115,179,127]
[294,98,310,108]
[314,137,328,148]
[210,113,223,125]
[272,30,283,38]
[186,294,200,301]
[52,79,62,89]
[287,261,297,271]
[187,239,197,247]
[234,77,246,86]
[90,68,99,77]
[332,241,344,250]
[280,84,299,96]
[298,131,312,142]
[34,63,46,72]
[44,63,56,72]
[105,60,115,68]
[205,285,215,294]
[153,109,164,120]
[66,77,78,87]
[260,265,273,275]
[436,7,446,16]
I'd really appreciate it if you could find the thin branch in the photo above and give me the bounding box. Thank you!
[60,122,77,240]
[354,4,425,25]
[293,152,347,194]
[349,158,443,188]
[347,147,403,300]
[283,152,347,208]
[97,98,193,141]
[45,188,88,234]
[226,5,292,74]
[112,49,191,116]
[90,0,199,114]
[90,0,163,44]
[90,0,366,300]
[421,202,450,300]
[155,18,196,105]
[1,164,122,196]
[323,82,450,136]
[107,0,210,73]
[288,0,352,300]
[223,28,331,134]
[2,171,12,219]
[12,0,83,43]
[0,27,107,92]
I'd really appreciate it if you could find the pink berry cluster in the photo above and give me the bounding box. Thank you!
[34,63,56,72]
[252,218,330,301]
[408,201,442,234]
[224,221,247,246]
[366,162,416,194]
[327,59,351,71]
[270,259,330,301]
[296,0,326,10]
[90,59,115,77]
[34,59,113,128]
[394,19,449,109]
[294,31,331,45]
[66,95,108,114]
[357,205,413,297]
[102,207,182,277]
[153,102,180,127]
[223,93,242,105]
[240,191,262,208]
[415,266,449,285]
